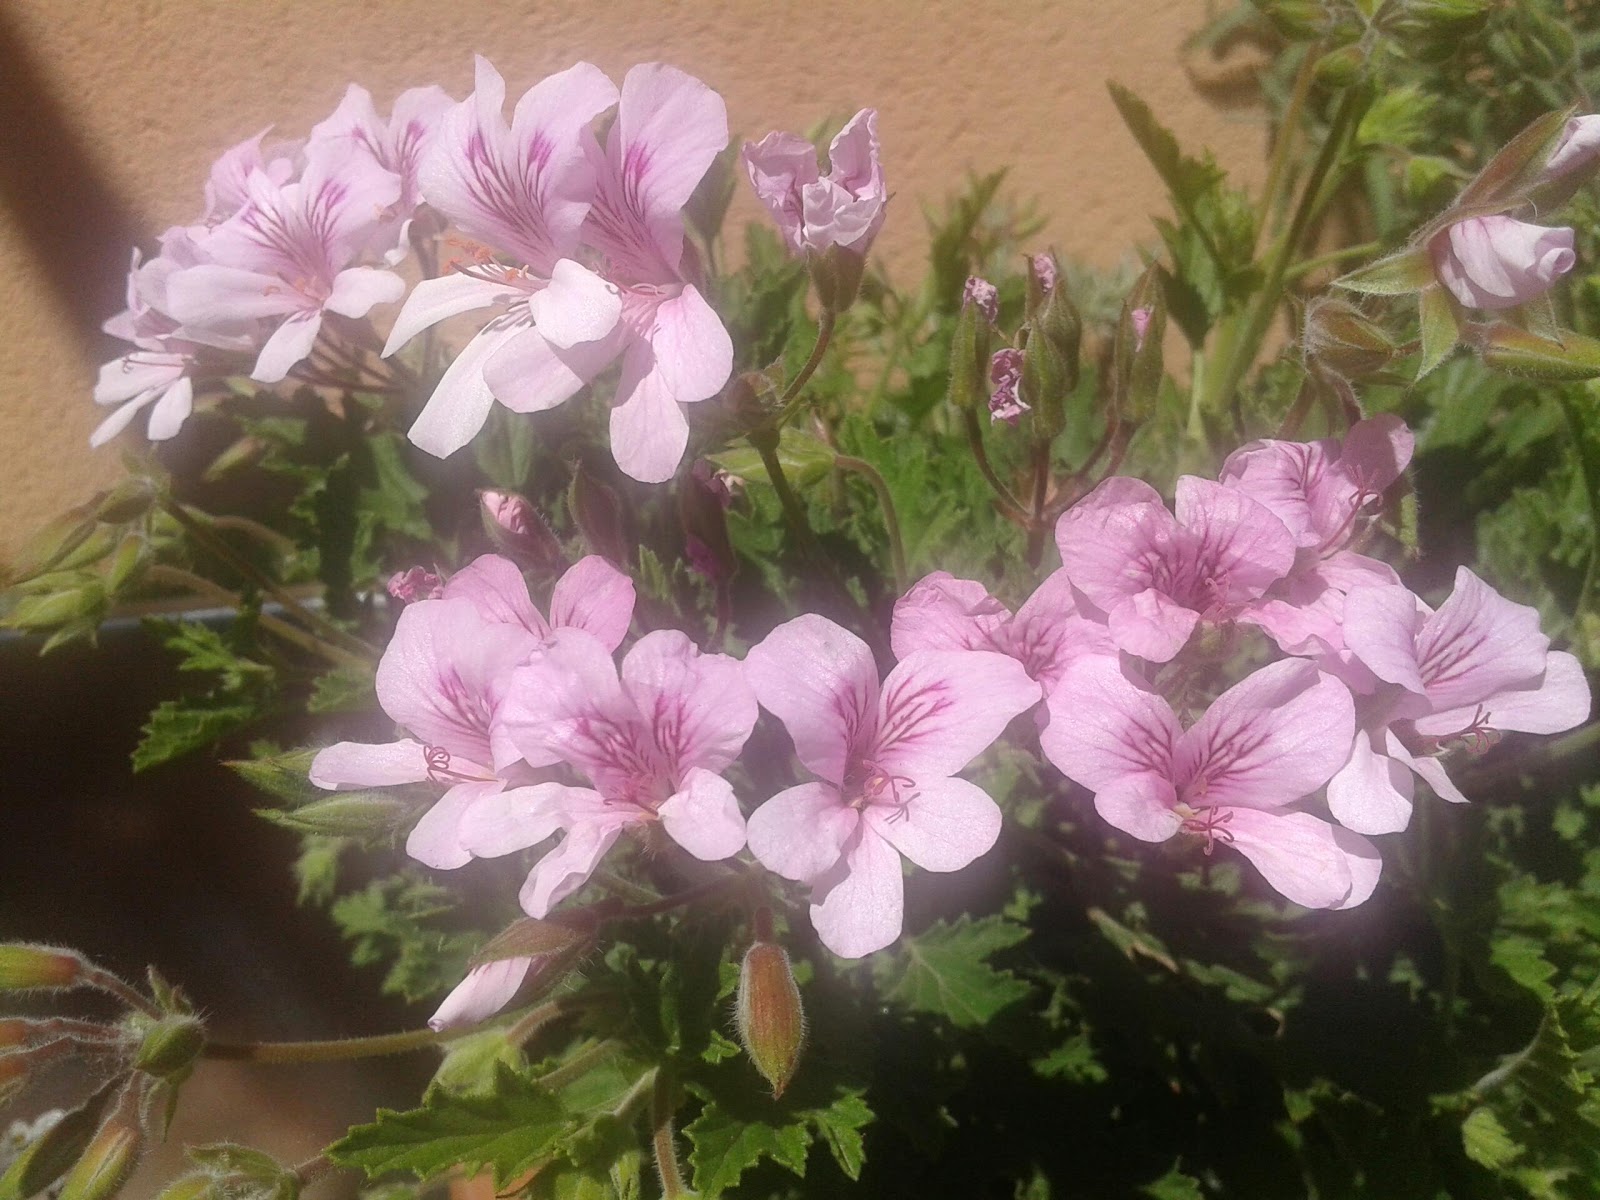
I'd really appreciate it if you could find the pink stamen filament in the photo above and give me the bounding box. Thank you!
[1180,806,1235,856]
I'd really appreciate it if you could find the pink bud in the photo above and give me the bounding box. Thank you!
[1030,253,1058,296]
[963,276,999,325]
[1131,307,1153,350]
[1544,113,1600,179]
[988,347,1030,425]
[1430,215,1576,311]
[385,566,442,604]
[479,489,560,568]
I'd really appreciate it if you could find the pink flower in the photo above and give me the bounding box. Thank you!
[744,615,1040,957]
[383,57,623,458]
[742,109,887,257]
[167,146,406,382]
[308,596,545,869]
[988,347,1029,424]
[1041,656,1380,909]
[564,63,735,483]
[202,130,298,225]
[467,629,757,915]
[441,553,634,653]
[1219,416,1415,658]
[307,83,454,262]
[1544,114,1600,179]
[387,566,443,603]
[1030,253,1057,296]
[891,569,1113,699]
[1055,476,1297,663]
[1326,567,1590,834]
[1430,215,1576,311]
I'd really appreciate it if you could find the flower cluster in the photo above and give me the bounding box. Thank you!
[306,409,1586,1028]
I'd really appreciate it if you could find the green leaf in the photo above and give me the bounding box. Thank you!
[874,915,1032,1027]
[149,620,273,691]
[1334,249,1436,295]
[803,1089,873,1181]
[133,698,266,773]
[226,746,321,806]
[1140,1163,1205,1199]
[1461,1107,1523,1170]
[307,662,377,714]
[1106,82,1223,210]
[710,428,837,491]
[683,1100,811,1197]
[1417,286,1460,377]
[328,1065,568,1187]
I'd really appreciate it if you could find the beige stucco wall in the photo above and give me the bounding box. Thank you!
[0,0,1266,566]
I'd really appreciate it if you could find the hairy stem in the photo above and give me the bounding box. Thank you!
[962,409,1029,521]
[652,1070,691,1199]
[835,455,909,592]
[203,1026,447,1064]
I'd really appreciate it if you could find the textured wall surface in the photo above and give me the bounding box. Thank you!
[0,0,1266,563]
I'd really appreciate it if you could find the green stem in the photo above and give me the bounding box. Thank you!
[292,1155,338,1190]
[159,498,376,661]
[78,966,160,1019]
[537,1039,621,1093]
[1024,438,1053,568]
[651,1069,691,1199]
[1253,46,1319,253]
[962,409,1029,521]
[835,455,909,592]
[752,432,825,563]
[777,309,837,415]
[1560,394,1600,619]
[203,1025,445,1064]
[147,565,367,669]
[1205,86,1365,418]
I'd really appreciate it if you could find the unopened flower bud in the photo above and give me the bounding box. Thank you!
[1021,279,1080,440]
[0,1102,105,1200]
[152,1175,216,1200]
[679,462,736,584]
[988,348,1030,425]
[1026,253,1058,318]
[131,1014,205,1080]
[736,921,805,1099]
[947,281,997,414]
[0,944,84,992]
[479,490,561,570]
[95,478,158,524]
[0,1020,28,1050]
[431,917,595,1031]
[1544,113,1600,180]
[1430,215,1575,311]
[386,567,441,604]
[1130,307,1153,351]
[1303,297,1400,378]
[260,792,424,839]
[571,459,631,568]
[56,1117,140,1200]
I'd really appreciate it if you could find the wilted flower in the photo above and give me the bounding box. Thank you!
[742,109,887,257]
[988,347,1028,424]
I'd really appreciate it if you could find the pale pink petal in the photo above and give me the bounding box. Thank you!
[1009,571,1114,693]
[382,272,515,357]
[745,613,880,784]
[442,554,549,636]
[1545,114,1600,178]
[89,394,157,448]
[1325,728,1415,835]
[1107,589,1200,663]
[1417,650,1589,737]
[742,130,818,252]
[527,259,622,348]
[1342,584,1429,694]
[1433,215,1576,310]
[94,355,186,406]
[1222,808,1365,909]
[481,324,621,415]
[1094,771,1182,842]
[608,340,689,483]
[505,61,620,260]
[376,597,539,765]
[1055,480,1181,614]
[144,378,195,442]
[1176,659,1354,809]
[746,782,858,883]
[548,555,636,651]
[872,650,1040,778]
[491,628,628,774]
[1218,437,1334,547]
[865,775,1001,872]
[252,312,324,383]
[1040,655,1180,790]
[657,767,747,860]
[457,782,585,858]
[309,738,431,789]
[808,825,904,958]
[891,571,1010,658]
[428,958,532,1031]
[325,266,406,318]
[1172,477,1297,602]
[647,284,733,405]
[1340,415,1414,497]
[408,323,525,457]
[1415,568,1551,712]
[519,813,631,918]
[407,779,505,870]
[1402,750,1469,805]
[619,630,758,774]
[167,264,301,325]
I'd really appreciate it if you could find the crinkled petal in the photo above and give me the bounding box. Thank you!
[1172,476,1297,603]
[491,627,628,775]
[746,782,858,883]
[1107,588,1200,663]
[891,571,1011,658]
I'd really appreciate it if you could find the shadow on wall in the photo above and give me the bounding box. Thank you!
[0,6,141,350]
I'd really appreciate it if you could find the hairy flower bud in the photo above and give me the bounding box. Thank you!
[735,917,805,1098]
[479,490,561,570]
[1021,280,1081,440]
[56,1118,140,1200]
[679,462,736,584]
[947,278,997,414]
[988,348,1029,425]
[0,1102,105,1200]
[130,1014,205,1080]
[571,459,631,568]
[385,567,441,604]
[1302,297,1400,379]
[0,944,84,992]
